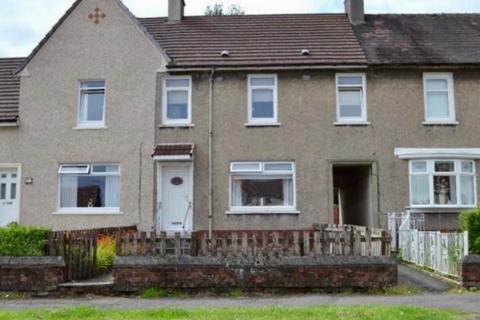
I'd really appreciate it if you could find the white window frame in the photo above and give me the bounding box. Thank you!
[247,74,278,125]
[162,76,192,126]
[423,72,456,124]
[409,159,476,209]
[228,161,298,214]
[77,80,107,129]
[56,163,121,215]
[335,73,368,124]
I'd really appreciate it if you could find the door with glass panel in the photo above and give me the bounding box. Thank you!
[0,169,19,226]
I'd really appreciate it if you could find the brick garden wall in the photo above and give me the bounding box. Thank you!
[114,256,397,292]
[460,255,480,289]
[0,257,65,292]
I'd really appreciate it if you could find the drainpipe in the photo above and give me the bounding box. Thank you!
[208,68,215,239]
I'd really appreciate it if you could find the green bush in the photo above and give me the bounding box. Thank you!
[0,224,50,256]
[96,235,116,272]
[459,207,480,254]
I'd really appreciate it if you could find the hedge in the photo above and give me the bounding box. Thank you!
[0,224,50,256]
[460,207,480,254]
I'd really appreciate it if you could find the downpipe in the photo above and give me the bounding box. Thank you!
[208,68,215,239]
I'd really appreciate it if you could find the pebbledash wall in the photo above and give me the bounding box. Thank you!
[0,0,165,230]
[157,69,480,231]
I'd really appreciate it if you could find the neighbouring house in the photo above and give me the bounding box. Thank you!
[0,0,479,233]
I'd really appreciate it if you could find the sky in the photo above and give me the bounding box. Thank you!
[1,0,480,58]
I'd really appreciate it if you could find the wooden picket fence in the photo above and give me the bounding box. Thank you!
[46,226,136,281]
[115,225,391,258]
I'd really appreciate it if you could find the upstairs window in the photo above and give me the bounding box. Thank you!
[336,73,367,123]
[78,81,106,128]
[230,161,295,213]
[163,76,192,125]
[248,75,278,124]
[58,164,121,213]
[409,159,475,207]
[423,73,456,123]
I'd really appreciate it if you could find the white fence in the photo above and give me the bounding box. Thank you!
[398,229,469,277]
[388,211,425,251]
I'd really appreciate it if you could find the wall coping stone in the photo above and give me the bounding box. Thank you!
[461,255,480,264]
[0,256,65,268]
[115,255,396,268]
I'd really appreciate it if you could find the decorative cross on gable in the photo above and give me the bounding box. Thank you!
[88,8,106,25]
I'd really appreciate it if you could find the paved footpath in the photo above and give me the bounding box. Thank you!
[0,294,479,313]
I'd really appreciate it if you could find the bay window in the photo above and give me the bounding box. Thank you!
[229,161,296,213]
[58,164,121,214]
[409,159,476,207]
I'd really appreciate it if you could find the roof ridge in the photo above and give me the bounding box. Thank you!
[137,13,348,20]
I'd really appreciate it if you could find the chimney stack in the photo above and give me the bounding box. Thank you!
[168,0,185,22]
[345,0,364,25]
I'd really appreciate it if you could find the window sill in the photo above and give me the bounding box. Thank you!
[334,121,371,126]
[422,121,459,126]
[53,210,123,216]
[73,125,107,130]
[226,209,300,215]
[159,124,195,129]
[407,206,475,212]
[245,122,282,127]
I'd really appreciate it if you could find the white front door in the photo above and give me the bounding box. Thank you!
[159,164,192,232]
[0,169,19,226]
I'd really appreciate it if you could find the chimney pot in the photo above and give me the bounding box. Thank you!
[168,0,185,22]
[345,0,364,25]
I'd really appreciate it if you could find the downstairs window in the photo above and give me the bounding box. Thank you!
[230,162,296,213]
[58,164,120,213]
[409,159,476,207]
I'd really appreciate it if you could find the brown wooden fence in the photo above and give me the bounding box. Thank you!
[46,226,136,281]
[115,225,391,258]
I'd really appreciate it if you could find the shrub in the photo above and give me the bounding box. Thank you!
[0,223,50,256]
[459,207,480,254]
[96,235,115,272]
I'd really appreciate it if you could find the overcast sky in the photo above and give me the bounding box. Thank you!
[1,0,480,58]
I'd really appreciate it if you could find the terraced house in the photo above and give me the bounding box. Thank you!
[1,0,479,233]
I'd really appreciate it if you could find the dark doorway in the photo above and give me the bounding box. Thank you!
[333,164,372,227]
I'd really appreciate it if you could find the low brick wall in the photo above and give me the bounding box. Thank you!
[0,257,65,292]
[114,256,397,292]
[460,255,480,289]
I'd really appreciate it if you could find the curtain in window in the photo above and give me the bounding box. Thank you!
[105,175,120,208]
[60,175,77,208]
[411,174,430,205]
[231,178,243,207]
[460,175,475,205]
[283,179,293,206]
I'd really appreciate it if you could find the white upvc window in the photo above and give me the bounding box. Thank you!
[335,73,367,123]
[409,159,476,208]
[78,81,106,128]
[247,74,278,124]
[58,164,121,214]
[162,76,192,126]
[423,73,456,124]
[229,161,296,213]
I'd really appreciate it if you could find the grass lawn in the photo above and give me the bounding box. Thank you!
[0,305,469,320]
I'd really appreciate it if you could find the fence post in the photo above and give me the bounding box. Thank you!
[464,231,469,256]
[174,232,181,257]
[150,231,156,255]
[159,232,166,256]
[303,231,310,256]
[140,232,147,255]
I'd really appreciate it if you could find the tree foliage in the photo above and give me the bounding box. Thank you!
[205,3,245,16]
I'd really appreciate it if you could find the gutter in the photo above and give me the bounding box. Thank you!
[208,68,215,239]
[167,64,368,73]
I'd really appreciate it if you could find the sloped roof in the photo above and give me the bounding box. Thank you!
[153,144,195,157]
[138,14,368,69]
[353,14,480,65]
[0,58,24,123]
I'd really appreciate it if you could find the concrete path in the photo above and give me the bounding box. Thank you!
[0,294,479,313]
[398,264,454,292]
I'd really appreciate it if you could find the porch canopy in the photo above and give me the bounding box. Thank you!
[394,148,480,159]
[152,143,194,161]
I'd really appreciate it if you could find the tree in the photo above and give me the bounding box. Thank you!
[205,3,245,16]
